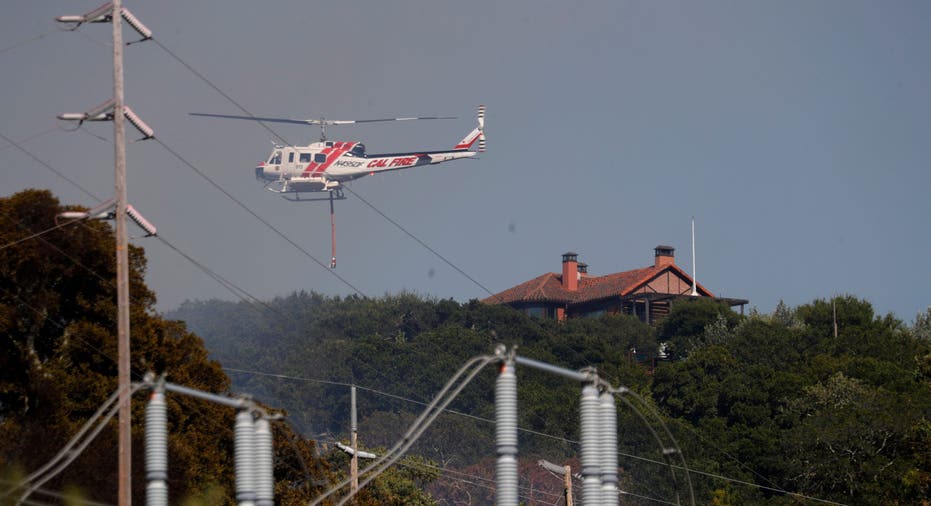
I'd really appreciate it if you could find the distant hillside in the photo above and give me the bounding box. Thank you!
[167,292,931,505]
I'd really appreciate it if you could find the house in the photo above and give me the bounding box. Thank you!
[484,246,748,324]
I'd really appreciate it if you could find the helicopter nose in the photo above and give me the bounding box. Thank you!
[255,164,264,180]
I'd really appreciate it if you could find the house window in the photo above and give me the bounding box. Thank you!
[526,306,556,319]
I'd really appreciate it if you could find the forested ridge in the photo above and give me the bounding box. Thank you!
[171,292,931,505]
[3,189,931,505]
[0,190,430,505]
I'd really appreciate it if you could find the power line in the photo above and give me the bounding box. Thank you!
[151,38,288,145]
[316,354,498,506]
[344,186,499,299]
[8,19,843,506]
[0,127,59,152]
[0,29,58,56]
[225,365,845,505]
[0,124,297,326]
[151,137,368,297]
[154,234,289,319]
[0,131,100,202]
[149,37,500,303]
[0,218,84,252]
[0,479,111,506]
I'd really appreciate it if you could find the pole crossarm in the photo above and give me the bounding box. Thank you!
[513,354,598,384]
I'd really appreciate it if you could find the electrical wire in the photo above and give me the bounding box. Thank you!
[9,220,112,285]
[0,29,58,56]
[398,456,569,505]
[12,382,147,505]
[149,37,502,303]
[0,284,127,380]
[151,39,287,145]
[343,186,500,300]
[335,354,496,506]
[0,479,111,506]
[309,354,496,505]
[8,20,845,506]
[154,234,289,320]
[0,218,85,252]
[0,127,59,152]
[152,137,367,297]
[0,131,100,202]
[1,118,325,321]
[611,387,692,506]
[228,363,845,505]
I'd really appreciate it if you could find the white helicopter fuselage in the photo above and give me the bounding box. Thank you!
[255,141,478,192]
[254,105,485,194]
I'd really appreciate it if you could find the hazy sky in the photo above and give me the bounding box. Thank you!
[2,1,929,322]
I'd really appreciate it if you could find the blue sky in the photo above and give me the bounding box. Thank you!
[2,0,929,322]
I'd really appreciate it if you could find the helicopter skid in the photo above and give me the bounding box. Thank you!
[280,190,346,202]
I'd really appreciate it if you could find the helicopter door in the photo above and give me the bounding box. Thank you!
[284,149,297,175]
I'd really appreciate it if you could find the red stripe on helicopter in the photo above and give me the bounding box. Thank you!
[301,142,358,177]
[454,132,481,150]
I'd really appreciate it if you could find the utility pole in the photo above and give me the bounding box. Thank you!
[109,1,132,504]
[833,298,839,338]
[563,465,574,506]
[55,4,154,503]
[350,384,359,494]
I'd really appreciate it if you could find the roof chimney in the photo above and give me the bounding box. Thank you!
[561,252,578,291]
[654,245,675,268]
[577,262,588,276]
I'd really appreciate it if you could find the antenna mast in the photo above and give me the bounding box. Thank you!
[690,217,699,296]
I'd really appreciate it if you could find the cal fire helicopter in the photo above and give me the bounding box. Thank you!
[190,105,486,267]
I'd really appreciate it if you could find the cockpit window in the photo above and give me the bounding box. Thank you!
[314,153,326,163]
[299,153,311,163]
[350,143,366,157]
[269,151,282,165]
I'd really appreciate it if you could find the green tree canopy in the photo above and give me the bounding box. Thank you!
[0,190,331,504]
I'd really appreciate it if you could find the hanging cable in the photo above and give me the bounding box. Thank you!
[0,29,58,56]
[10,382,147,505]
[0,131,100,202]
[152,137,367,297]
[309,354,496,505]
[344,186,500,300]
[0,127,59,152]
[149,38,503,302]
[336,354,497,506]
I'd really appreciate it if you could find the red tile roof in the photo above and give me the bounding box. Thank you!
[484,263,714,306]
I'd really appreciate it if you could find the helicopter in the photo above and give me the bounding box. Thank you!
[190,105,486,268]
[190,105,485,200]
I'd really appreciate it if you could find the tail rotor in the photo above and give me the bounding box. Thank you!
[477,105,486,153]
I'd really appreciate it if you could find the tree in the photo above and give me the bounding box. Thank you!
[779,373,917,503]
[0,190,333,503]
[914,307,931,341]
[657,298,741,360]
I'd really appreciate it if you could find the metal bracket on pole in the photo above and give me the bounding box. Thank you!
[57,200,157,237]
[56,3,153,44]
[58,101,155,140]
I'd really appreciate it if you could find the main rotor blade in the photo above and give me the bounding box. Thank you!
[345,116,457,124]
[188,112,315,126]
[189,113,457,126]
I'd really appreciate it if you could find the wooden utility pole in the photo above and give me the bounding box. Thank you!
[350,385,359,493]
[110,1,132,504]
[564,465,573,506]
[833,298,839,338]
